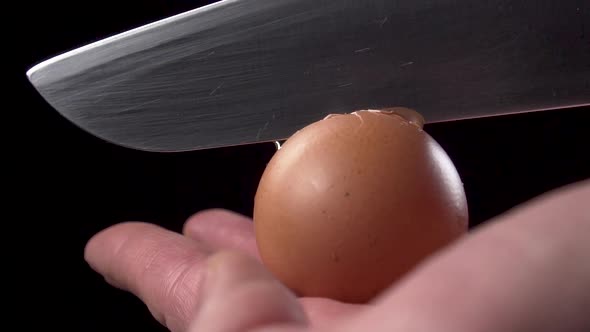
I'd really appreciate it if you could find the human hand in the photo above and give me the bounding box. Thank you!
[84,179,590,332]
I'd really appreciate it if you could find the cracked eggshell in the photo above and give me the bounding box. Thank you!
[253,108,468,303]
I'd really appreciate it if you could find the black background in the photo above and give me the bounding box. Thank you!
[15,1,588,331]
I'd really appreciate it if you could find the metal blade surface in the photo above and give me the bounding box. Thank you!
[27,0,590,152]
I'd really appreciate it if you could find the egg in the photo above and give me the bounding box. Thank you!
[253,108,468,303]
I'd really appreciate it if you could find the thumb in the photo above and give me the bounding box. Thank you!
[189,250,308,332]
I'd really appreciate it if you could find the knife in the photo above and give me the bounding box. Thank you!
[26,0,590,152]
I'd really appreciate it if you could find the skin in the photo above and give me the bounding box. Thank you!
[85,179,590,332]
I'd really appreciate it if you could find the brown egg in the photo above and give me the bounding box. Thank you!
[253,108,468,303]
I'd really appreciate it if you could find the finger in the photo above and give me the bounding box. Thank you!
[84,222,212,332]
[184,210,365,326]
[183,209,260,258]
[340,179,590,332]
[188,250,308,332]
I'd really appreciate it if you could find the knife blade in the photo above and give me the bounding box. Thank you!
[26,0,590,152]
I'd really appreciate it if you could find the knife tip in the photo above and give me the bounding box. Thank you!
[26,63,41,82]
